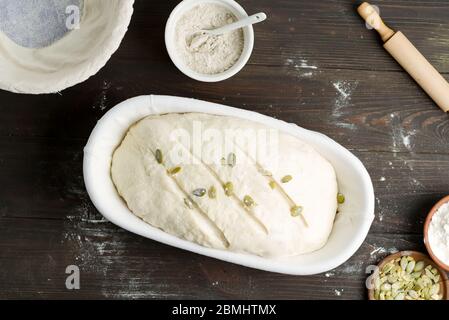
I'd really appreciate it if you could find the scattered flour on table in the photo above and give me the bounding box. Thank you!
[331,80,358,130]
[340,261,364,274]
[92,80,111,111]
[175,4,244,74]
[334,289,343,296]
[285,58,318,77]
[376,197,384,222]
[389,113,417,152]
[297,59,317,69]
[369,246,398,259]
[332,80,358,111]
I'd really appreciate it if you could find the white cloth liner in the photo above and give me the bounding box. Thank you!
[0,0,83,48]
[84,95,375,275]
[0,0,134,94]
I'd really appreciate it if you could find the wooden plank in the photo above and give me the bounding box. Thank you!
[120,0,449,72]
[0,65,448,154]
[0,216,424,299]
[1,138,448,231]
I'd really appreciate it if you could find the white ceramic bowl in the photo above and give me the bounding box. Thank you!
[165,0,254,82]
[0,0,134,94]
[83,95,375,275]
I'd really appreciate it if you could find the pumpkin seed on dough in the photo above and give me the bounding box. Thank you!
[243,195,256,208]
[290,205,303,217]
[155,149,163,164]
[168,166,182,175]
[337,193,345,204]
[192,188,206,197]
[184,198,194,209]
[208,186,216,199]
[227,152,236,167]
[223,182,233,196]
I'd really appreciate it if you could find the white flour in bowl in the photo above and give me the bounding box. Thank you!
[175,3,244,75]
[428,201,449,265]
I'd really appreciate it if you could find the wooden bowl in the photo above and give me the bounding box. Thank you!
[424,195,449,272]
[367,251,449,300]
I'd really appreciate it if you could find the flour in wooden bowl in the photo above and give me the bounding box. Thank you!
[175,3,244,75]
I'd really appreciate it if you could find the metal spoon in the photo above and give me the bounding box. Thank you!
[200,12,267,36]
[188,12,267,50]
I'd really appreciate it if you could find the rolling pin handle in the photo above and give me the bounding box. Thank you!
[358,2,395,42]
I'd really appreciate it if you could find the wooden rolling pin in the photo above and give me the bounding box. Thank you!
[358,2,449,113]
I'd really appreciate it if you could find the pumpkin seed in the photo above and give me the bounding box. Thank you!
[406,261,415,274]
[382,263,394,274]
[433,274,440,283]
[381,283,391,291]
[290,205,303,217]
[431,294,442,300]
[227,153,236,167]
[208,186,216,199]
[400,257,408,271]
[337,193,345,204]
[184,197,194,209]
[281,175,292,183]
[395,292,405,300]
[192,188,206,197]
[391,282,401,291]
[259,169,273,177]
[387,275,398,284]
[425,268,434,280]
[269,181,276,189]
[408,290,419,299]
[223,182,233,196]
[168,166,182,175]
[155,149,163,164]
[430,284,440,296]
[243,195,256,208]
[414,261,425,272]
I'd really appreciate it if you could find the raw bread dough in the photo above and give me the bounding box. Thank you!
[111,113,338,258]
[0,0,134,94]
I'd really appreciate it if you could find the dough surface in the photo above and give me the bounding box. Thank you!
[111,113,338,258]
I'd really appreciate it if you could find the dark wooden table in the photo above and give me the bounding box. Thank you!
[1,0,448,300]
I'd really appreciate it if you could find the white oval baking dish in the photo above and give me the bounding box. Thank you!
[83,95,375,275]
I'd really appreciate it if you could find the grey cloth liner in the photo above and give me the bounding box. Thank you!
[0,0,83,48]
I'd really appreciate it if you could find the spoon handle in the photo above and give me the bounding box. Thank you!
[207,12,267,35]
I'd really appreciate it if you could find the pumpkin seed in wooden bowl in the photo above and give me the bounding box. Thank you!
[367,251,449,300]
